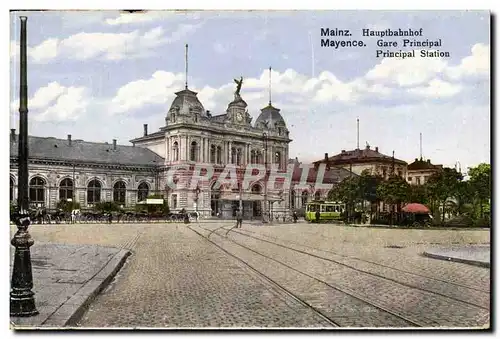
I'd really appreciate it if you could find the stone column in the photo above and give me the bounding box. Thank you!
[228,141,232,164]
[166,137,170,162]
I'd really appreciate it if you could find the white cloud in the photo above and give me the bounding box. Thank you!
[105,11,200,26]
[110,71,186,113]
[11,82,90,122]
[409,79,462,98]
[106,12,170,25]
[447,43,490,79]
[11,23,203,64]
[365,53,448,87]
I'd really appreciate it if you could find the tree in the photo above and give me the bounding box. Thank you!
[468,163,491,219]
[94,201,121,213]
[425,167,463,223]
[328,176,361,222]
[358,170,383,219]
[56,199,81,212]
[408,184,428,205]
[377,175,411,225]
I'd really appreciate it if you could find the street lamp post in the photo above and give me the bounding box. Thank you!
[262,133,269,223]
[11,16,38,317]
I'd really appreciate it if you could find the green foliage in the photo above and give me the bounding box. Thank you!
[56,199,81,212]
[425,167,463,222]
[408,185,428,204]
[468,163,491,219]
[94,201,121,213]
[377,175,410,205]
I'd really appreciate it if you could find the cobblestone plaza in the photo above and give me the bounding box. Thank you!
[16,222,490,328]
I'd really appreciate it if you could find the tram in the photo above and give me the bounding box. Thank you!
[305,200,346,223]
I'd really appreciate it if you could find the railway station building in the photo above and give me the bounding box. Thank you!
[10,82,296,219]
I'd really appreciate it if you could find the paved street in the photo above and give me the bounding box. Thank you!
[14,222,490,328]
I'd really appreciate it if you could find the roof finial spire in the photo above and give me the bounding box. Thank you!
[185,44,189,89]
[269,66,272,106]
[419,132,423,160]
[356,118,360,150]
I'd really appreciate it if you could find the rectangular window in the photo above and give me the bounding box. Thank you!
[408,177,412,182]
[416,177,421,185]
[172,194,178,210]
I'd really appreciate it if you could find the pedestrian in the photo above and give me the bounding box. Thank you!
[293,211,298,223]
[236,209,243,228]
[225,208,242,236]
[315,209,321,224]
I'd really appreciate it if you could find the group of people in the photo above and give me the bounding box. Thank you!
[229,209,299,230]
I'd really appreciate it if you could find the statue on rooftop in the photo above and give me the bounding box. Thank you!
[233,76,243,98]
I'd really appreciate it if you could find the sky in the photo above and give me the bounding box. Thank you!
[8,10,490,172]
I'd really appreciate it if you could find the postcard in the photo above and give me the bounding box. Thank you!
[9,10,490,330]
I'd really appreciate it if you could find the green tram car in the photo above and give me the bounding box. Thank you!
[305,201,346,223]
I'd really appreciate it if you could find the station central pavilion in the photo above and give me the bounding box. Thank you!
[10,81,296,219]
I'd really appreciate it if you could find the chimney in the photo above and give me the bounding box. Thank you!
[366,145,370,150]
[143,124,148,136]
[113,139,117,150]
[427,159,431,164]
[341,150,346,153]
[324,153,328,161]
[68,134,72,146]
[10,129,15,142]
[375,147,379,152]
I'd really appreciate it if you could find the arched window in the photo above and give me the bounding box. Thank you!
[251,184,262,217]
[59,178,73,201]
[10,177,14,202]
[301,191,308,206]
[137,182,149,202]
[290,190,296,209]
[87,179,101,204]
[314,191,321,201]
[172,141,179,161]
[275,151,281,168]
[29,176,46,207]
[236,148,242,166]
[216,146,222,164]
[256,151,263,164]
[113,181,126,204]
[231,147,237,164]
[210,145,216,163]
[190,141,198,162]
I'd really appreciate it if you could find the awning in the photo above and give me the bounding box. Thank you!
[220,192,282,202]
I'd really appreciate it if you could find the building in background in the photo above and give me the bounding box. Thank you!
[9,131,163,211]
[288,157,354,211]
[313,144,408,180]
[406,158,443,185]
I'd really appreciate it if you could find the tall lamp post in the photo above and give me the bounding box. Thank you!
[11,16,38,317]
[262,133,269,223]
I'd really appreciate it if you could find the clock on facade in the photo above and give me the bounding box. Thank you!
[236,112,244,122]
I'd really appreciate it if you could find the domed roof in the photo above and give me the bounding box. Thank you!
[167,88,206,117]
[255,103,287,129]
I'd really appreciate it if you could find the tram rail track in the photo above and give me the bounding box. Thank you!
[224,227,490,310]
[191,224,427,327]
[187,225,341,328]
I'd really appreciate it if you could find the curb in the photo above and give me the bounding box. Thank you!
[30,249,131,328]
[422,251,490,268]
